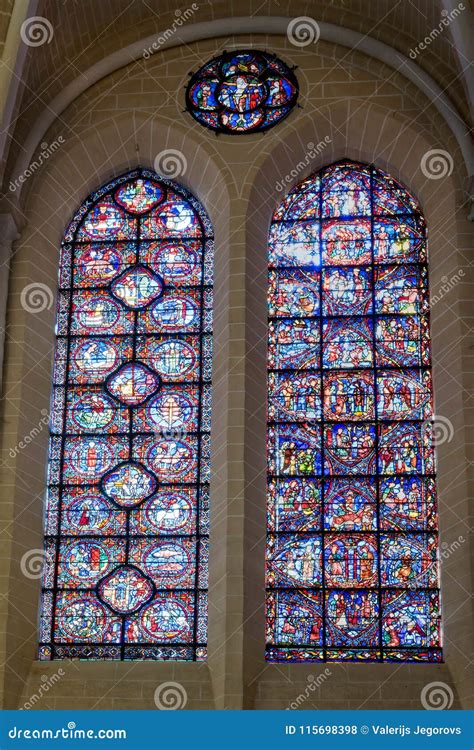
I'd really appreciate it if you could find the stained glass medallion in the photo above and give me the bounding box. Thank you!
[39,169,213,661]
[101,462,157,508]
[106,362,160,405]
[266,161,441,663]
[185,50,299,134]
[111,265,163,309]
[97,565,155,613]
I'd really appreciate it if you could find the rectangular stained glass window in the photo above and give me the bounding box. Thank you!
[39,170,213,661]
[266,161,441,663]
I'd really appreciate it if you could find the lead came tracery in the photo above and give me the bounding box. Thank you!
[266,161,441,663]
[39,170,213,661]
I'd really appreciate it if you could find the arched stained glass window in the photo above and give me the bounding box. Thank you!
[39,169,213,661]
[266,160,441,663]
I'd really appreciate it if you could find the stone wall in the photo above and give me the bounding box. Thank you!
[0,28,471,710]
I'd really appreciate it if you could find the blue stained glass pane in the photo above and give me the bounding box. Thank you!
[39,170,213,661]
[266,161,440,663]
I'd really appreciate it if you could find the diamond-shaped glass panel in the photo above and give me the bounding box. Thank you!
[101,461,157,508]
[106,362,159,405]
[97,565,154,613]
[115,179,164,214]
[111,265,163,309]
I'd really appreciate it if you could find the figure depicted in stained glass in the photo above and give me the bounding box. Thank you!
[380,534,437,587]
[267,535,322,588]
[267,478,321,532]
[132,491,195,534]
[323,371,374,420]
[73,339,120,378]
[266,161,439,663]
[96,566,153,616]
[382,591,440,652]
[322,219,372,266]
[380,477,437,531]
[322,267,372,315]
[53,593,121,643]
[324,423,376,475]
[269,318,320,370]
[74,244,128,284]
[325,590,379,647]
[324,478,376,531]
[133,595,193,642]
[268,424,322,476]
[269,269,320,318]
[269,372,321,421]
[143,338,198,380]
[267,590,323,647]
[186,50,299,134]
[323,317,373,369]
[111,265,163,309]
[325,535,378,588]
[39,170,213,661]
[375,265,427,314]
[377,370,431,420]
